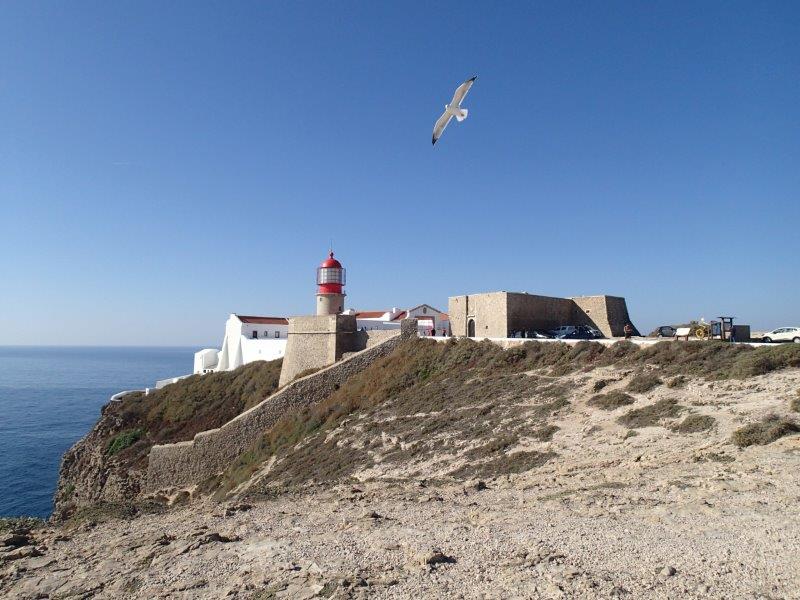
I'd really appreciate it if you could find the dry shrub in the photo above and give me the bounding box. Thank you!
[531,425,559,441]
[588,390,635,410]
[617,399,684,429]
[620,341,800,380]
[666,375,687,388]
[210,337,800,497]
[215,339,575,496]
[450,451,557,479]
[101,359,283,469]
[731,415,800,448]
[626,371,662,393]
[671,414,716,433]
[790,391,800,413]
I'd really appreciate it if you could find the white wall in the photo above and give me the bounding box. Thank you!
[195,314,288,374]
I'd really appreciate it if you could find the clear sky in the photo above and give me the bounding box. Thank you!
[1,1,798,345]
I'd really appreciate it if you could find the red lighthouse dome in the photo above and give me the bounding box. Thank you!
[316,251,346,294]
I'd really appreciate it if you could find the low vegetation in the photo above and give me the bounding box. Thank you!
[670,414,716,434]
[626,371,662,393]
[204,338,800,499]
[102,359,283,468]
[620,341,800,380]
[666,375,687,388]
[617,399,684,429]
[731,415,800,448]
[106,428,144,455]
[791,391,800,413]
[588,390,635,410]
[211,338,579,498]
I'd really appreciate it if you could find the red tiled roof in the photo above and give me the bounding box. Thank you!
[391,311,408,321]
[355,311,388,319]
[237,315,289,325]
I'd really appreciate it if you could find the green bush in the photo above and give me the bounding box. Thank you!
[731,415,800,448]
[106,428,144,455]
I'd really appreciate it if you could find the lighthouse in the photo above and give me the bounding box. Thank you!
[316,251,346,315]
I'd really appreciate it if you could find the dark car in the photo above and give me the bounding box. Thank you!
[558,325,602,340]
[654,325,677,338]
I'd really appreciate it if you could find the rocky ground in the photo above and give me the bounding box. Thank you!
[3,361,800,599]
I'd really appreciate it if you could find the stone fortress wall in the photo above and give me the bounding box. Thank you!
[278,314,357,387]
[145,320,418,493]
[449,291,638,339]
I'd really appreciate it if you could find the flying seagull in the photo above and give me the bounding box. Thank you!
[432,75,477,146]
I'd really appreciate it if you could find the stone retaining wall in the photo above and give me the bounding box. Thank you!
[145,320,416,492]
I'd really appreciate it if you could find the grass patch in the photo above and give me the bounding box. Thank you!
[670,414,716,434]
[731,415,800,448]
[106,428,144,455]
[617,399,684,429]
[588,390,635,410]
[626,371,662,393]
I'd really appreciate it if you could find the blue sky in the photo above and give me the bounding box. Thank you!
[1,1,798,345]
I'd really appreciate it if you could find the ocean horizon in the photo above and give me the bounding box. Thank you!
[0,345,202,518]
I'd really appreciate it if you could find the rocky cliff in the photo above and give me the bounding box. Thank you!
[7,339,800,599]
[53,359,282,520]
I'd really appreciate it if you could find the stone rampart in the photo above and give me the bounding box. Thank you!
[145,320,416,492]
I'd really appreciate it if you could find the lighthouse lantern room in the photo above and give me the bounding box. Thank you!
[316,251,346,315]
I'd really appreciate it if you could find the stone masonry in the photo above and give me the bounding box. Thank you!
[278,314,360,387]
[145,319,418,493]
[449,291,638,338]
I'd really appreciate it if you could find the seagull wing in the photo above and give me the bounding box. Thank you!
[450,75,477,106]
[432,110,453,145]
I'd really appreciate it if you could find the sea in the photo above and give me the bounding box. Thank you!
[0,346,201,519]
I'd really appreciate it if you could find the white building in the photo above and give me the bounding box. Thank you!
[349,304,450,335]
[193,314,288,374]
[194,304,450,375]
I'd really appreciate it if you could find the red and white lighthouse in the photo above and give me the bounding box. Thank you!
[316,251,346,315]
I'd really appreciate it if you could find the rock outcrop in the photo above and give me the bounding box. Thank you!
[53,402,146,520]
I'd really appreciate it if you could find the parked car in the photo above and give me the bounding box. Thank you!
[550,325,578,338]
[585,327,604,339]
[509,329,554,339]
[556,326,602,340]
[654,325,677,338]
[761,327,800,343]
[528,330,554,339]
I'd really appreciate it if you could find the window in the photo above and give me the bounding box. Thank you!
[252,331,258,339]
[274,331,280,338]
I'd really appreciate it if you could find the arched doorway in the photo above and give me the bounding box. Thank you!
[467,319,476,337]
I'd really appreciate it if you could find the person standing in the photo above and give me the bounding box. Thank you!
[624,323,633,339]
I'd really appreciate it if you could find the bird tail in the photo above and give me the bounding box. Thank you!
[455,108,468,122]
